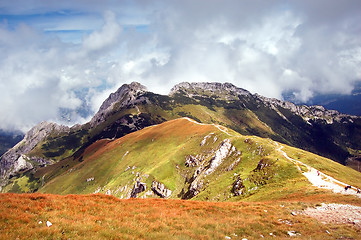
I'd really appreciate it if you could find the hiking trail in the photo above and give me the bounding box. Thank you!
[275,142,360,198]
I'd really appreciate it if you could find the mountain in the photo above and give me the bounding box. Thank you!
[1,117,361,239]
[1,81,361,191]
[284,83,361,116]
[3,117,361,202]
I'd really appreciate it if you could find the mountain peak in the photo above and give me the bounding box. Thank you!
[90,82,147,127]
[169,82,250,99]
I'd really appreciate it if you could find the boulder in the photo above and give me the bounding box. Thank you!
[151,181,172,198]
[130,179,146,198]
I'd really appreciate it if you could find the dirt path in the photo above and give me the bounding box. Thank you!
[183,117,233,136]
[275,142,360,198]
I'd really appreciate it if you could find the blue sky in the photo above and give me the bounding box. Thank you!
[0,0,361,132]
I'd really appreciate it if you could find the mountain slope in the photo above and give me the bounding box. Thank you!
[4,118,361,204]
[1,82,360,190]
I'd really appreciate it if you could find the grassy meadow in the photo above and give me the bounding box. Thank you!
[1,193,361,240]
[2,118,361,239]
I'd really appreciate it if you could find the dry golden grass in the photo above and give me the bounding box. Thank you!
[1,193,360,239]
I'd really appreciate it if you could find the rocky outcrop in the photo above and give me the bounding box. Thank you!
[90,82,148,127]
[226,157,242,171]
[170,81,357,125]
[151,181,172,198]
[130,179,146,198]
[255,94,356,124]
[185,155,202,167]
[0,122,68,190]
[249,158,276,186]
[169,82,251,100]
[232,176,245,196]
[2,81,360,194]
[184,139,238,199]
[12,155,33,173]
[204,139,233,175]
[254,158,273,171]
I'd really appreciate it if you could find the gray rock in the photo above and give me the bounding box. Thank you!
[204,139,232,175]
[0,121,68,189]
[46,221,52,227]
[185,155,201,167]
[232,176,245,196]
[169,82,251,100]
[90,82,148,127]
[151,180,172,198]
[287,231,301,237]
[184,139,236,199]
[254,93,357,124]
[130,179,146,198]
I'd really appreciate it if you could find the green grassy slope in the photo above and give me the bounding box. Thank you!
[6,118,361,203]
[20,85,361,178]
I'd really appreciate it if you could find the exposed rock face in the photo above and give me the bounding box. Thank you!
[185,155,202,167]
[130,179,146,198]
[171,81,356,124]
[0,122,68,190]
[249,158,276,186]
[184,139,238,199]
[169,82,361,166]
[226,156,242,171]
[254,158,272,171]
[255,94,356,124]
[13,155,33,173]
[151,181,172,198]
[204,139,233,175]
[232,176,245,196]
[90,82,148,127]
[169,82,251,100]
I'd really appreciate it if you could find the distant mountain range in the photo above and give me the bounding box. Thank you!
[1,82,360,159]
[284,83,361,116]
[1,82,360,195]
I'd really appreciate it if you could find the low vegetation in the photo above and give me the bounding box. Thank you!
[0,193,360,240]
[4,118,361,204]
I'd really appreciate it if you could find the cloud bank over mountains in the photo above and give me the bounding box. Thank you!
[0,0,360,132]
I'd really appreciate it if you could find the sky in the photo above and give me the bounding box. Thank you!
[0,0,361,132]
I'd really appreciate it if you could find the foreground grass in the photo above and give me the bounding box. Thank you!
[1,193,360,240]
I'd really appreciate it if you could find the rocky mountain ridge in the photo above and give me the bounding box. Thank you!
[90,82,148,127]
[0,122,69,190]
[170,82,251,99]
[1,81,360,190]
[255,94,356,125]
[172,82,357,124]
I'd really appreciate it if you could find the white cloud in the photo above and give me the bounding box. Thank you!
[82,11,122,52]
[0,0,361,132]
[0,11,124,132]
